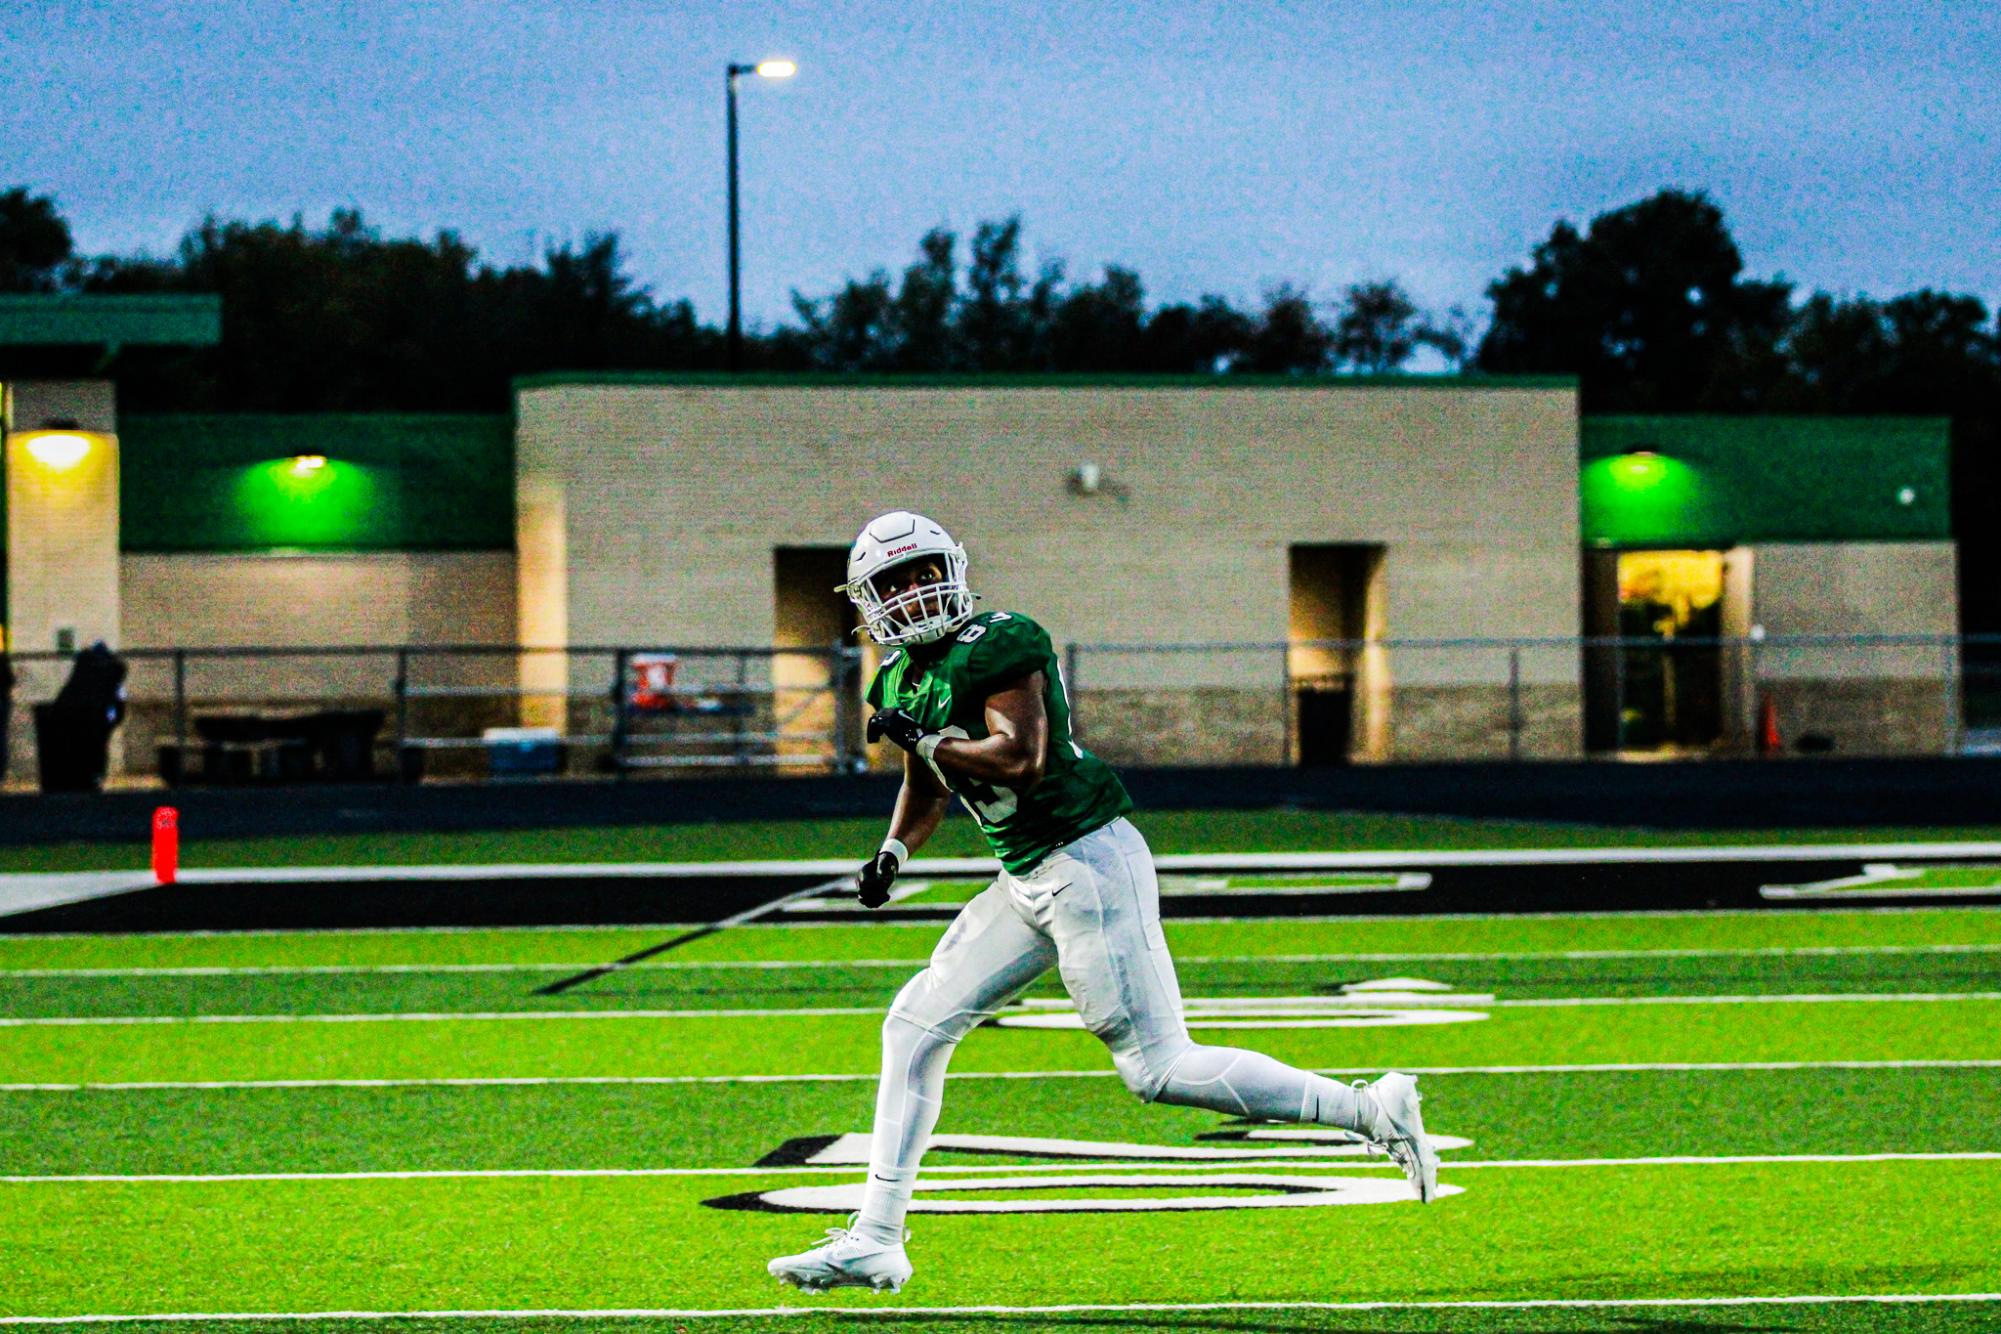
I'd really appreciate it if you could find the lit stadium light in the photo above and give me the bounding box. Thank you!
[725,57,802,372]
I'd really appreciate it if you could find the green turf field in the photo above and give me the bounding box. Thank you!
[12,807,2001,872]
[2,892,1998,1330]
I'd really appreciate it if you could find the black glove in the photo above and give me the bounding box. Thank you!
[856,851,899,908]
[867,708,929,754]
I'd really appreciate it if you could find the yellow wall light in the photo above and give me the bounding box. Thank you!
[19,430,101,471]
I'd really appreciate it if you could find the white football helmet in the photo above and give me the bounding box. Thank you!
[840,510,976,646]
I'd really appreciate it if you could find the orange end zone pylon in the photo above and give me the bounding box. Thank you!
[1756,694,1782,756]
[152,806,179,884]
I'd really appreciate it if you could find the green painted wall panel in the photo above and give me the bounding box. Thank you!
[118,414,512,553]
[114,409,1943,557]
[1580,416,1951,547]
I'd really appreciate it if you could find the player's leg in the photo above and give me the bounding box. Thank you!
[768,883,1055,1291]
[856,883,1054,1240]
[1034,817,1439,1201]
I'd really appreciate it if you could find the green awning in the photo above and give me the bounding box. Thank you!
[0,294,221,349]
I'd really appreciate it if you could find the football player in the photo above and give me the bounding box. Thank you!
[768,511,1438,1294]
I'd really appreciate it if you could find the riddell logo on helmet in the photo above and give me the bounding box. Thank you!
[885,543,919,557]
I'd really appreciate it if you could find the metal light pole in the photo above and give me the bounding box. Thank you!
[726,58,795,372]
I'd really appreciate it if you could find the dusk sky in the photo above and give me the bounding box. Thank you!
[9,0,1998,328]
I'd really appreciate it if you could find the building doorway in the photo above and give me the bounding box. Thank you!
[773,547,864,766]
[1288,544,1384,765]
[1584,548,1747,753]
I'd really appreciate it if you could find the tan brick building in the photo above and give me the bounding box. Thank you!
[0,345,1964,778]
[515,375,1586,765]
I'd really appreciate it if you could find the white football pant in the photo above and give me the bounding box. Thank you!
[855,817,1370,1243]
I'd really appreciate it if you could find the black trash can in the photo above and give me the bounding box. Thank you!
[34,643,128,794]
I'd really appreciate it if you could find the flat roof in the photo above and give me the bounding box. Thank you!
[514,370,1580,392]
[0,294,222,348]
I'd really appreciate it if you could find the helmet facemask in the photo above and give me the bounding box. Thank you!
[851,548,974,646]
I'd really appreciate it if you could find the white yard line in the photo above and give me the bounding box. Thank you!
[0,1007,887,1027]
[4,1057,1998,1094]
[5,989,1999,1027]
[0,922,714,941]
[1189,942,2001,963]
[10,940,2001,977]
[1445,1152,2001,1168]
[15,839,2001,893]
[2,1293,1998,1323]
[5,901,1996,943]
[1488,991,2001,1008]
[5,1151,1998,1184]
[1,962,665,977]
[1079,904,2001,926]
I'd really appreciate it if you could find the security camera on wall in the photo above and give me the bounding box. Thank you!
[1067,463,1127,502]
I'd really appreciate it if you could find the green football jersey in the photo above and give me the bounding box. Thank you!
[867,610,1133,876]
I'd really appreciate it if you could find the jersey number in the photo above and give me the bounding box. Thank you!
[921,725,1019,826]
[955,612,1011,645]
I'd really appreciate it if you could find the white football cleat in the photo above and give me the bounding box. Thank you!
[1360,1071,1441,1203]
[767,1220,913,1294]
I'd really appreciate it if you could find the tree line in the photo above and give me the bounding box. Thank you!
[0,189,1476,401]
[4,182,1999,627]
[4,184,1992,419]
[774,217,1471,376]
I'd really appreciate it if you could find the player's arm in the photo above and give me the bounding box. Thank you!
[932,674,1048,790]
[889,748,951,850]
[856,750,950,908]
[869,673,1048,791]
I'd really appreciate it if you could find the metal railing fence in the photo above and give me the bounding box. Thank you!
[4,632,1999,784]
[0,643,865,784]
[1063,632,1997,765]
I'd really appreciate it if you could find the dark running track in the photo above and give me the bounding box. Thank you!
[4,851,1998,934]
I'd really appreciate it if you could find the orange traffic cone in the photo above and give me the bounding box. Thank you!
[1756,694,1782,756]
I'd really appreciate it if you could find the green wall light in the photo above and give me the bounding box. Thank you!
[1581,450,1716,547]
[232,457,382,547]
[1612,450,1668,487]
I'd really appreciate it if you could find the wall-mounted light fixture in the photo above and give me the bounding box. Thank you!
[1067,462,1130,503]
[1614,449,1668,485]
[17,430,102,471]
